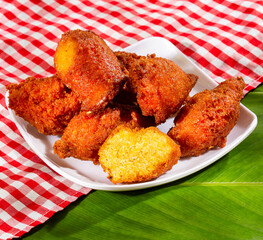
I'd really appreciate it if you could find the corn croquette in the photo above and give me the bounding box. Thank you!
[98,125,181,184]
[7,75,81,135]
[53,105,155,163]
[115,51,198,123]
[168,77,245,157]
[53,108,121,163]
[7,28,247,184]
[54,30,126,112]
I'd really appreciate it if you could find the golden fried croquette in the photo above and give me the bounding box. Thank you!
[53,108,121,163]
[54,29,126,112]
[168,77,245,157]
[115,51,198,123]
[53,105,155,163]
[7,75,81,135]
[98,125,181,184]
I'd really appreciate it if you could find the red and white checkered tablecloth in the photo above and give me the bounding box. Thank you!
[0,0,262,239]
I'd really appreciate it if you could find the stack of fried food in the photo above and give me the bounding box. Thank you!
[7,29,245,184]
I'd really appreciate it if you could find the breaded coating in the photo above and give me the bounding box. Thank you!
[54,29,126,112]
[7,75,81,135]
[168,77,245,157]
[98,125,181,184]
[53,108,121,163]
[53,105,154,163]
[115,51,154,76]
[118,105,156,129]
[115,51,198,123]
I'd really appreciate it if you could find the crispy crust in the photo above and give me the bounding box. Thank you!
[53,105,155,163]
[118,105,156,129]
[7,75,80,135]
[53,108,121,163]
[115,51,198,123]
[168,77,245,157]
[54,30,126,112]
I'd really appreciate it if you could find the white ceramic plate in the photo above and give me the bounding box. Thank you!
[6,37,258,191]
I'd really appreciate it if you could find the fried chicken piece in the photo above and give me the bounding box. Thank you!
[115,51,198,124]
[168,77,245,157]
[53,105,155,162]
[54,29,126,112]
[98,125,181,184]
[7,75,81,135]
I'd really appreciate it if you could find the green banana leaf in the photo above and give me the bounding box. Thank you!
[24,84,263,240]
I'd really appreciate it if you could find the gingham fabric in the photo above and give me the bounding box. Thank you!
[0,0,262,239]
